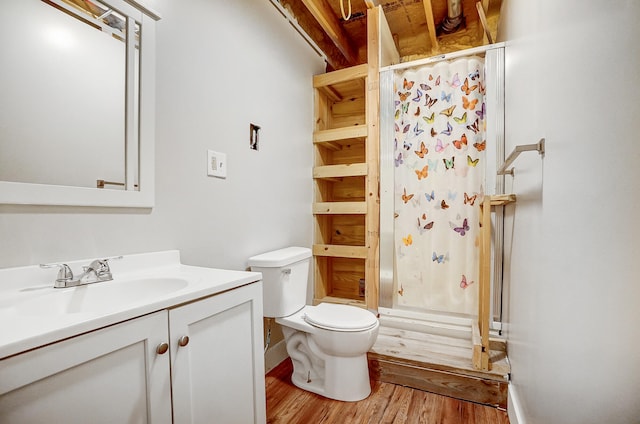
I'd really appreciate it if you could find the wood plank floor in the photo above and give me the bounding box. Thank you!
[266,359,510,424]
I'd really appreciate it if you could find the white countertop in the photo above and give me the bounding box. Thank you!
[0,251,262,359]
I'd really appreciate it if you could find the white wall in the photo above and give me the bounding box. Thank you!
[0,0,325,271]
[499,1,640,423]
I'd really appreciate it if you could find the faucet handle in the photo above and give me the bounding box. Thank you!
[101,255,123,270]
[40,263,74,285]
[87,256,123,278]
[102,255,124,264]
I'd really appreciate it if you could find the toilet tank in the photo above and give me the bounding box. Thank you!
[248,247,311,318]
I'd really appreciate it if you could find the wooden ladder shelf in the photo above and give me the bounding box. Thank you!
[473,194,516,371]
[310,7,394,311]
[311,62,378,309]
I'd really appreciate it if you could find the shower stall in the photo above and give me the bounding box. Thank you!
[378,44,506,332]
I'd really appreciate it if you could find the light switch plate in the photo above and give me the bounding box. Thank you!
[207,150,227,178]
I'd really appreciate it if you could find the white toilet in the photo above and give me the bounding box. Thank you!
[248,246,379,402]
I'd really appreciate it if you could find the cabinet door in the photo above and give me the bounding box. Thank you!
[0,311,172,424]
[169,282,266,424]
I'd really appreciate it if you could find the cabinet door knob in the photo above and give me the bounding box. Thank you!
[156,342,169,355]
[178,335,190,347]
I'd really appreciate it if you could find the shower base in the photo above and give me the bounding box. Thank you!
[367,320,509,408]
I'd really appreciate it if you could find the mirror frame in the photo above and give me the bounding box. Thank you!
[0,0,161,208]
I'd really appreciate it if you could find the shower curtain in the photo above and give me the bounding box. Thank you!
[393,57,486,315]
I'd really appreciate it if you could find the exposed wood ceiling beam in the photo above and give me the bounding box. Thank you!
[300,0,360,65]
[276,0,351,70]
[476,1,494,43]
[283,0,503,69]
[422,0,440,52]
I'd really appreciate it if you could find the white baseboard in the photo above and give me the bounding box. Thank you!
[508,384,526,424]
[264,339,288,374]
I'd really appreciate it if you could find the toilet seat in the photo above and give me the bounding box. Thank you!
[303,303,378,332]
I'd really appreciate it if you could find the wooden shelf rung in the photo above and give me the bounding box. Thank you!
[313,201,366,215]
[313,64,368,89]
[313,244,368,259]
[314,126,368,144]
[486,194,516,206]
[313,163,367,179]
[313,296,366,308]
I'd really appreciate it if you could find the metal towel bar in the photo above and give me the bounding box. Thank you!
[497,138,545,175]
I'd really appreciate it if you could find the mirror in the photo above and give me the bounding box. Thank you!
[0,0,160,207]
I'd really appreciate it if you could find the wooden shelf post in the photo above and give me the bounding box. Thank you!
[474,194,516,371]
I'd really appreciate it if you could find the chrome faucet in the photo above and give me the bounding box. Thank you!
[40,256,123,288]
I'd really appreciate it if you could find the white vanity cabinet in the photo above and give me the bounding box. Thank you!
[169,281,265,423]
[0,281,266,424]
[0,310,173,423]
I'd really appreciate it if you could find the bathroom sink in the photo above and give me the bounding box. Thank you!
[13,277,189,315]
[0,250,264,361]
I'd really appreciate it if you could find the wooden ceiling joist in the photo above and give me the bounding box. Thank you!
[276,0,351,70]
[476,1,494,44]
[422,0,440,51]
[281,0,502,69]
[300,0,361,65]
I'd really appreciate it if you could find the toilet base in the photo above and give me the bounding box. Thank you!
[277,305,379,402]
[283,325,372,402]
[290,353,372,402]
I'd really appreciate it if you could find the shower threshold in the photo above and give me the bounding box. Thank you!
[367,312,509,409]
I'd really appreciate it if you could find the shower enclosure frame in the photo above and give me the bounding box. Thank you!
[378,43,506,329]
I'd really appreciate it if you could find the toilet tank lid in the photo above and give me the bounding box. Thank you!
[248,246,312,267]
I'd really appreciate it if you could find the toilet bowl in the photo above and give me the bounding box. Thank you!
[248,247,379,402]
